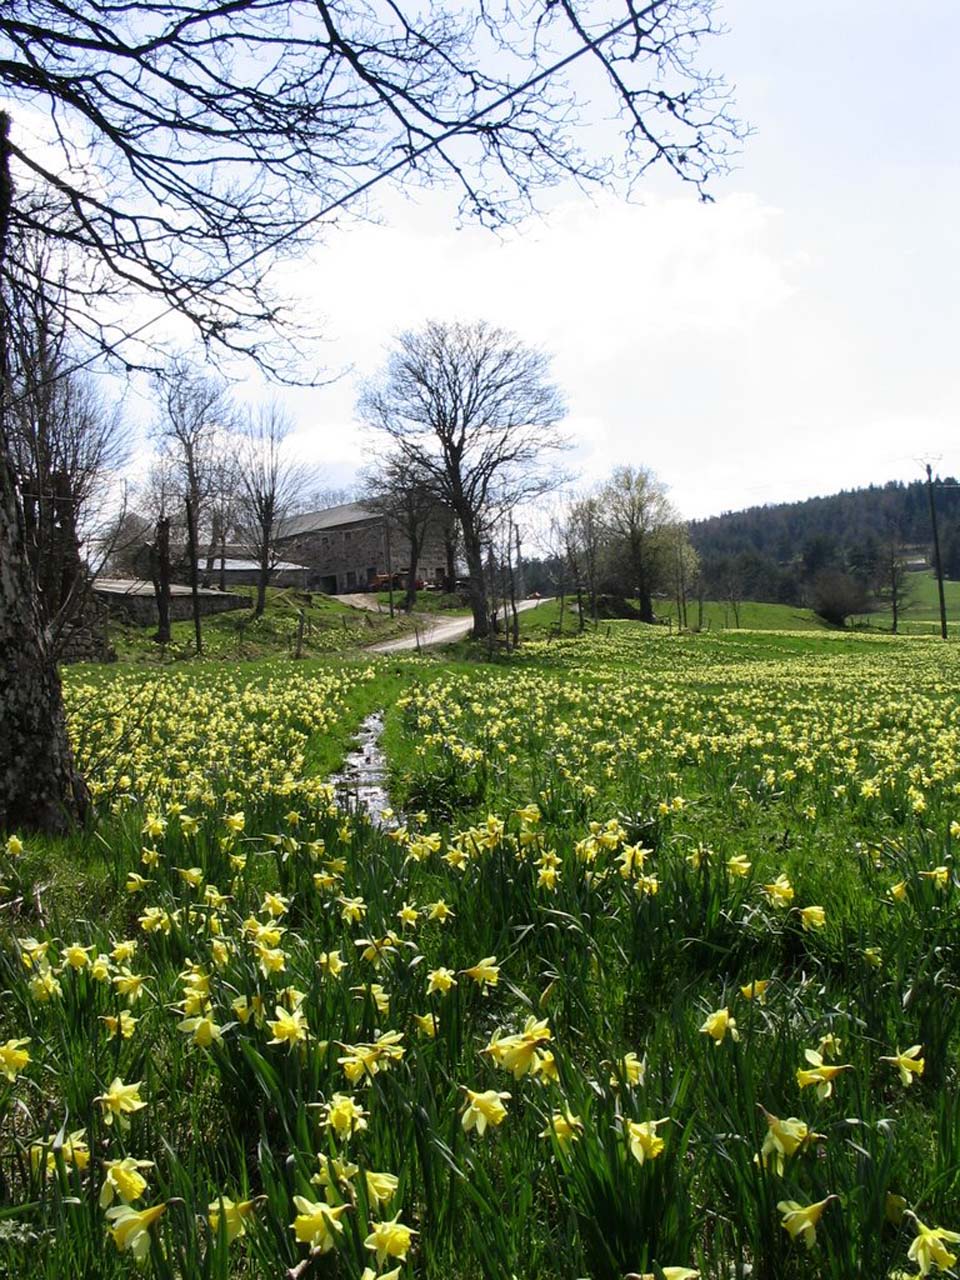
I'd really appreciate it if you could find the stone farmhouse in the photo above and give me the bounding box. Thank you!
[275,501,453,594]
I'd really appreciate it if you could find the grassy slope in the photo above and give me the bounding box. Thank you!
[106,587,423,662]
[7,623,959,1278]
[863,569,960,633]
[520,596,827,636]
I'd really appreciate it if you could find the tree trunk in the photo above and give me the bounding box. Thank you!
[404,526,423,612]
[185,495,203,654]
[0,448,90,833]
[0,110,88,834]
[150,516,172,642]
[461,523,489,639]
[443,524,457,593]
[255,536,269,618]
[510,523,520,648]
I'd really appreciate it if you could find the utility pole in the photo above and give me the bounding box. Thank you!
[926,463,948,640]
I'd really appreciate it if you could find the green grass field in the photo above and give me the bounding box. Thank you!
[3,625,960,1278]
[107,587,421,663]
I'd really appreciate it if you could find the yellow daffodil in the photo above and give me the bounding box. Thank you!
[907,1216,960,1275]
[762,874,795,908]
[700,1007,738,1045]
[610,1051,646,1087]
[461,1087,510,1135]
[777,1195,835,1249]
[95,1077,147,1129]
[461,956,500,989]
[626,1117,668,1165]
[365,1170,399,1208]
[880,1044,924,1087]
[208,1195,257,1243]
[757,1107,821,1174]
[290,1197,348,1251]
[178,1013,224,1049]
[364,1213,417,1268]
[796,1049,852,1100]
[799,905,826,931]
[267,1005,308,1049]
[485,1016,553,1078]
[106,1202,166,1263]
[740,979,770,1003]
[540,1109,583,1148]
[100,1157,154,1207]
[323,1092,367,1140]
[426,967,457,996]
[0,1037,30,1082]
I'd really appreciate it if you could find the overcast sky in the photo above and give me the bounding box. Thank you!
[123,1,960,521]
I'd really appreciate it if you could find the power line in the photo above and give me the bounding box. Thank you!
[8,1,666,398]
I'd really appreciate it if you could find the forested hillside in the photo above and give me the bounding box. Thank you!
[692,477,960,609]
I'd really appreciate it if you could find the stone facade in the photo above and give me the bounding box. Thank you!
[93,580,247,626]
[276,502,451,594]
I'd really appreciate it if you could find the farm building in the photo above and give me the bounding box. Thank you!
[195,557,309,589]
[275,501,453,594]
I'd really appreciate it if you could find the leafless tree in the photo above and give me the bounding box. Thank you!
[5,233,128,644]
[203,452,244,591]
[0,0,742,830]
[359,319,567,638]
[664,522,699,630]
[238,402,310,617]
[566,493,605,627]
[361,455,448,612]
[599,465,676,622]
[154,361,235,652]
[876,526,915,635]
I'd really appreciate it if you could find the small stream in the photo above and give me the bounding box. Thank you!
[328,711,392,825]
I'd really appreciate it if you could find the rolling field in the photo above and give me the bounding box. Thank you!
[2,626,960,1278]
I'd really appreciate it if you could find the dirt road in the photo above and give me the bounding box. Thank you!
[367,597,547,654]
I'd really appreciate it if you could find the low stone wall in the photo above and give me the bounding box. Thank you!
[94,582,247,626]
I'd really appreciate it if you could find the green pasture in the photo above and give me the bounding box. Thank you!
[2,626,960,1278]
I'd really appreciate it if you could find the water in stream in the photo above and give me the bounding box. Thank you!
[328,711,392,825]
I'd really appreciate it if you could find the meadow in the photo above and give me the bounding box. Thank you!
[2,624,960,1279]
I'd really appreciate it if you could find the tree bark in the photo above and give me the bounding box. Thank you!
[461,522,489,638]
[255,554,268,617]
[150,516,172,643]
[185,494,203,653]
[0,111,88,833]
[403,526,423,612]
[443,524,457,593]
[0,446,90,832]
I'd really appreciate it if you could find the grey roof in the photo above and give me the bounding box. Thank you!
[94,578,238,598]
[277,501,379,539]
[194,558,308,572]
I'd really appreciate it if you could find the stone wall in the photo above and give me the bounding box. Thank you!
[281,516,449,593]
[94,583,247,626]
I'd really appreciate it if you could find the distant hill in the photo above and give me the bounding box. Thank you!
[690,477,960,606]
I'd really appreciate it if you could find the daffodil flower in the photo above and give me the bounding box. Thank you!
[0,1037,30,1082]
[625,1117,668,1165]
[907,1215,960,1275]
[106,1202,166,1263]
[777,1195,836,1249]
[700,1007,738,1045]
[364,1213,417,1268]
[290,1197,348,1251]
[880,1044,924,1087]
[461,1087,510,1135]
[796,1049,852,1100]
